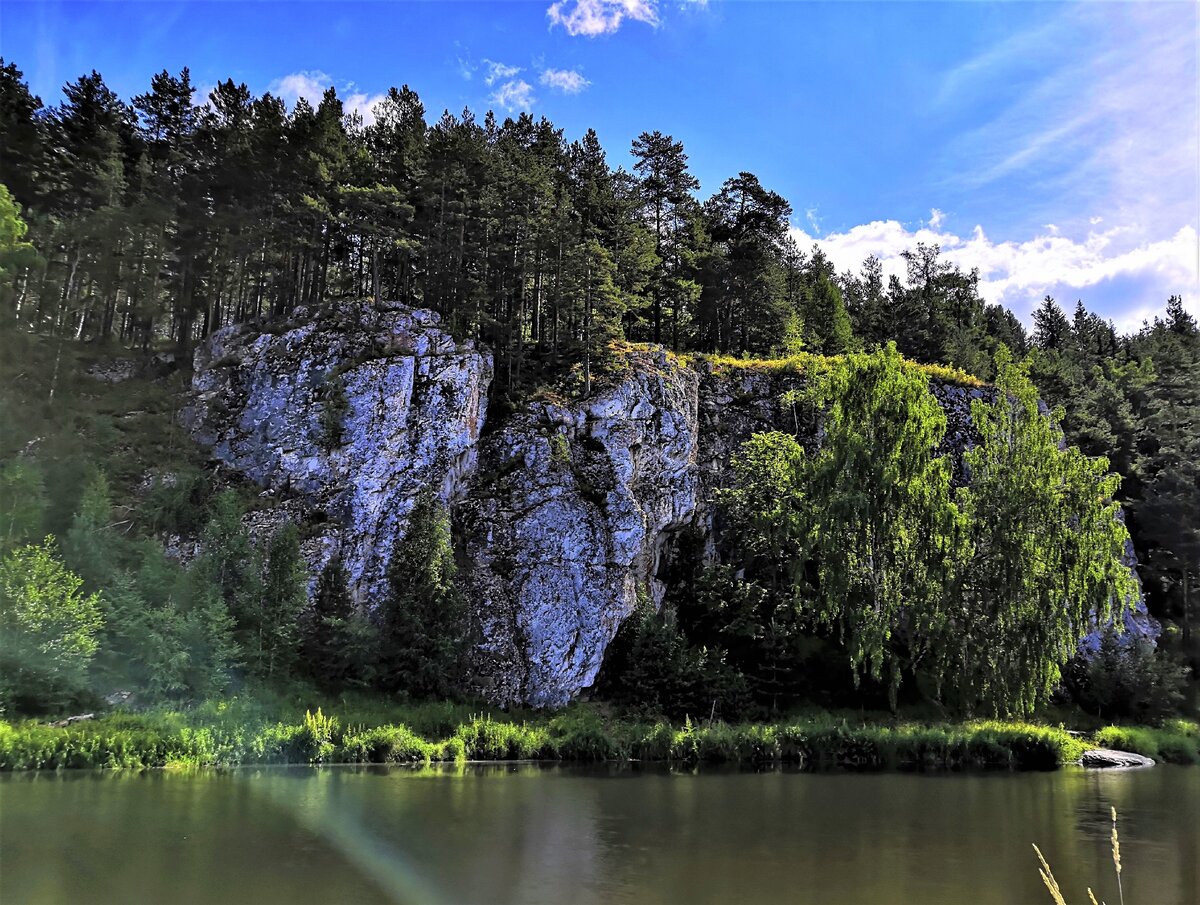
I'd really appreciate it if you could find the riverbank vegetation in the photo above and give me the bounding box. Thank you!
[9,697,1198,772]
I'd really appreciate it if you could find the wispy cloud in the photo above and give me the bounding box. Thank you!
[490,79,536,113]
[455,43,476,81]
[483,59,522,86]
[547,0,658,37]
[539,67,590,94]
[936,4,1198,242]
[791,219,1198,333]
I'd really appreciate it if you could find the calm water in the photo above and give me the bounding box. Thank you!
[2,764,1197,905]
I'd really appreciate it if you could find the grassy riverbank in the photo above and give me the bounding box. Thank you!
[4,697,1197,772]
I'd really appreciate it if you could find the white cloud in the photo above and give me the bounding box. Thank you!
[490,79,536,113]
[790,220,1198,334]
[268,71,384,125]
[269,70,331,107]
[547,0,658,37]
[483,59,522,86]
[928,208,945,229]
[344,90,387,126]
[539,68,590,94]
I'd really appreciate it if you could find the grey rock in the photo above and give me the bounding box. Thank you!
[1080,748,1155,768]
[459,348,699,707]
[184,301,491,605]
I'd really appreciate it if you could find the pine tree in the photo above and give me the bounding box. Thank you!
[252,522,307,680]
[300,557,374,688]
[1032,295,1071,350]
[377,491,465,697]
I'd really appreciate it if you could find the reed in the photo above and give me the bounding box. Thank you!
[1034,807,1125,905]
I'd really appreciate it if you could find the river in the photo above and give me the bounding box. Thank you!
[2,764,1196,904]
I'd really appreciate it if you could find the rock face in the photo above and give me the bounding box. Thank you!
[186,303,1153,707]
[184,302,491,604]
[1080,748,1155,768]
[459,349,699,706]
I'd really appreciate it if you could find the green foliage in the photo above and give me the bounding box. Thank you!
[1093,724,1199,764]
[1065,631,1190,724]
[0,699,1107,772]
[300,557,375,689]
[724,344,958,700]
[140,469,213,537]
[943,347,1137,715]
[0,538,103,713]
[0,458,46,554]
[193,490,263,648]
[0,182,41,306]
[340,723,435,764]
[596,594,749,720]
[720,345,1138,717]
[248,522,308,679]
[549,431,571,466]
[378,491,466,697]
[802,273,854,354]
[61,467,123,591]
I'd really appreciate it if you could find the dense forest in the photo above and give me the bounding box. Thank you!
[0,60,1196,723]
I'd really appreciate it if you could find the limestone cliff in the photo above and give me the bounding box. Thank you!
[458,349,698,706]
[183,302,490,604]
[185,302,1153,707]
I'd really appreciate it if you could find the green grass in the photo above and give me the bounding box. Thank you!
[1093,720,1200,764]
[0,699,1132,772]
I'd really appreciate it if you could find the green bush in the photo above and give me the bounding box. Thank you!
[0,538,103,715]
[1094,725,1199,764]
[340,724,434,764]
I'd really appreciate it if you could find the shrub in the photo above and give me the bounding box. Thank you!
[340,724,434,764]
[1094,725,1199,764]
[1064,631,1190,724]
[0,538,103,715]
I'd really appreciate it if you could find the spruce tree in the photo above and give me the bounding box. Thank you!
[377,491,465,698]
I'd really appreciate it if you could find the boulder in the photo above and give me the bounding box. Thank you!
[1080,748,1156,768]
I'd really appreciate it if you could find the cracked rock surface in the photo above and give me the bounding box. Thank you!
[186,303,1153,706]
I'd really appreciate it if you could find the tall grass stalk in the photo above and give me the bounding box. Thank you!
[1034,808,1125,905]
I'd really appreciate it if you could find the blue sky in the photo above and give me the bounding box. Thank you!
[2,0,1196,329]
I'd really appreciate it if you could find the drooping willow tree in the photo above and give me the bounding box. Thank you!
[724,345,1135,716]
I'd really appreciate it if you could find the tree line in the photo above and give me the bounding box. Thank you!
[0,60,1031,394]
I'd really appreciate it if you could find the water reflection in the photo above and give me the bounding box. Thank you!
[2,765,1196,905]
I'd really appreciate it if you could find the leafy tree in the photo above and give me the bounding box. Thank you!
[0,183,42,312]
[728,345,957,698]
[942,347,1137,714]
[250,522,308,679]
[0,537,103,713]
[0,459,46,554]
